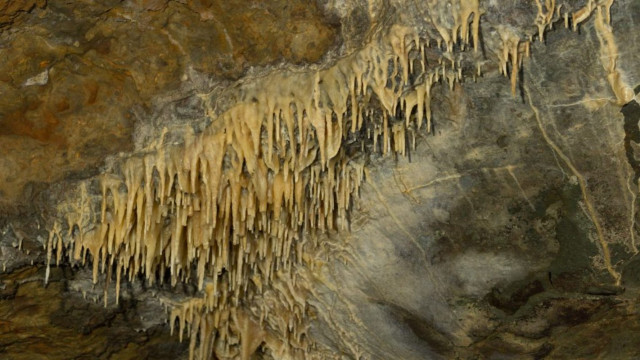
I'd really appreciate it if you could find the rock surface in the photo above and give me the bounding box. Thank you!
[2,0,640,359]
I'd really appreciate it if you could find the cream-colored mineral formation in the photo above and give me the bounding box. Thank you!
[44,1,625,358]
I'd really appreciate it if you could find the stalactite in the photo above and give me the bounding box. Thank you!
[535,0,556,42]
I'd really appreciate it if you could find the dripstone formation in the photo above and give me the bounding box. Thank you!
[2,0,640,359]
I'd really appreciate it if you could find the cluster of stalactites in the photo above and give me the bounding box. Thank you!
[495,0,619,97]
[48,128,366,295]
[44,1,623,358]
[434,0,483,53]
[164,267,312,360]
[46,20,480,295]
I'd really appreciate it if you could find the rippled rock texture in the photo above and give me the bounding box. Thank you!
[2,0,640,359]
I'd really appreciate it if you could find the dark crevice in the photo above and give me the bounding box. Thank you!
[621,100,640,182]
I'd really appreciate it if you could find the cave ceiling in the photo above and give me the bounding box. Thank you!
[2,0,640,359]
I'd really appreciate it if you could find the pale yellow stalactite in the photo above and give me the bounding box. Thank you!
[455,0,481,52]
[45,222,58,284]
[535,0,555,42]
[572,0,595,32]
[497,27,528,96]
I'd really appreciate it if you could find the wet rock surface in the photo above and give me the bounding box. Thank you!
[2,0,640,359]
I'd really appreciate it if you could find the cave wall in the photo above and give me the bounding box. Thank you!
[2,0,640,359]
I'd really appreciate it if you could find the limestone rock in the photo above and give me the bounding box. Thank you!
[2,0,640,359]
